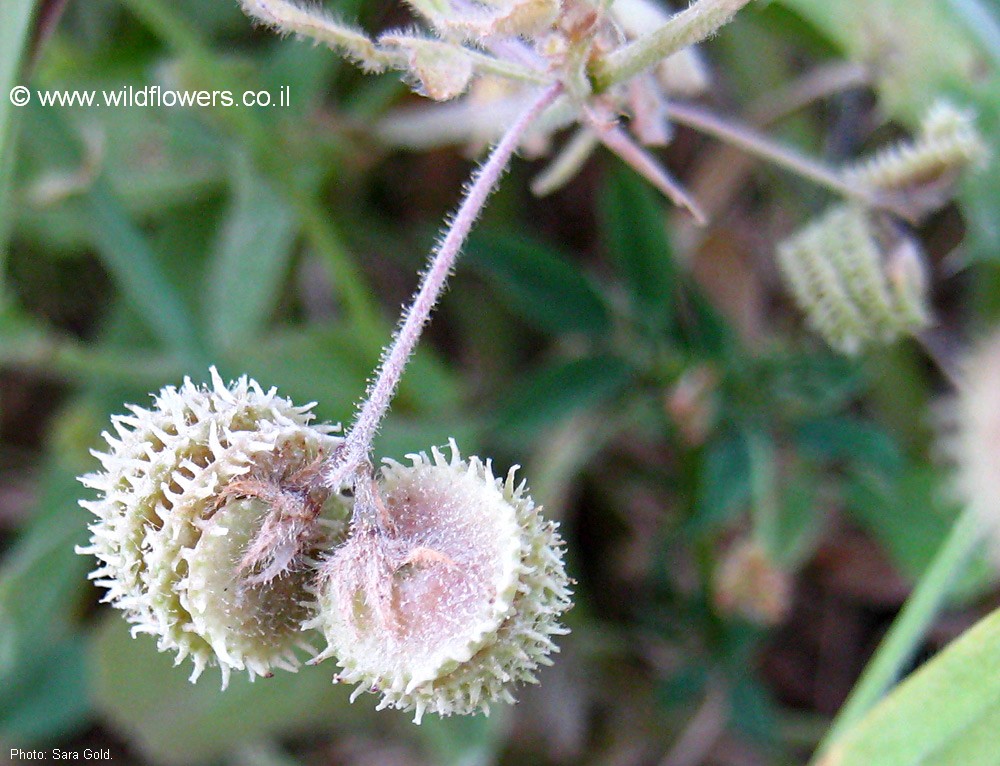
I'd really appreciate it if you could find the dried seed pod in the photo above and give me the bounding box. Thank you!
[77,367,347,686]
[776,204,931,354]
[712,538,792,626]
[309,440,572,723]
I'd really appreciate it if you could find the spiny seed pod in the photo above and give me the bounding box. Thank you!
[776,204,930,355]
[844,101,988,193]
[77,367,347,687]
[308,439,572,723]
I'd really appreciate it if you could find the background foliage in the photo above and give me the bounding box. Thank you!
[3,1,1000,764]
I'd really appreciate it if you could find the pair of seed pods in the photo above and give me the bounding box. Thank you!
[78,369,571,723]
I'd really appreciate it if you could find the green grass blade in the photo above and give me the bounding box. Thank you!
[816,602,1000,766]
[0,0,38,294]
[205,153,296,350]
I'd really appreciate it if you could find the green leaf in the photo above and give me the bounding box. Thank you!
[0,457,95,675]
[755,351,865,418]
[228,324,460,425]
[688,432,752,534]
[466,231,611,336]
[796,416,904,475]
[0,0,37,280]
[0,636,92,745]
[600,163,677,330]
[774,0,991,121]
[205,152,297,350]
[90,617,376,766]
[493,355,632,443]
[844,469,992,597]
[817,608,1000,766]
[86,182,207,362]
[27,105,206,361]
[417,713,505,766]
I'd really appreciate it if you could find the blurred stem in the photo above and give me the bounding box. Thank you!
[814,503,983,758]
[745,428,779,558]
[117,0,382,335]
[287,187,382,339]
[591,0,752,91]
[665,102,919,222]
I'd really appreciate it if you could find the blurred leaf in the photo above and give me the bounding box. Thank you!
[656,663,709,708]
[817,608,1000,766]
[796,416,904,475]
[845,469,992,597]
[417,713,506,766]
[374,415,481,467]
[0,415,101,746]
[16,81,227,252]
[0,635,91,745]
[493,355,632,443]
[27,105,207,361]
[0,456,94,671]
[774,0,992,121]
[229,324,459,425]
[600,164,677,331]
[757,351,864,417]
[0,0,37,272]
[947,0,1000,67]
[205,152,296,350]
[259,38,340,121]
[91,617,374,766]
[730,675,778,741]
[689,432,751,534]
[467,231,611,336]
[774,474,824,567]
[0,305,182,385]
[86,181,206,361]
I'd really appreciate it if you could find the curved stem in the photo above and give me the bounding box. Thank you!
[814,503,983,758]
[325,82,563,489]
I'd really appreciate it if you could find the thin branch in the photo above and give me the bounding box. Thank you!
[587,111,707,223]
[666,101,921,222]
[325,83,564,490]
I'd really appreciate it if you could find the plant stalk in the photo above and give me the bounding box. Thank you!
[665,101,920,221]
[591,0,752,92]
[326,82,563,489]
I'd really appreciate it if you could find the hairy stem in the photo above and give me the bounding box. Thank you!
[591,0,752,92]
[326,83,563,490]
[587,111,706,223]
[814,503,983,758]
[666,101,921,222]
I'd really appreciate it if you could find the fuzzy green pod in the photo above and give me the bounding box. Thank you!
[309,439,572,723]
[776,204,930,354]
[844,101,988,193]
[77,368,347,686]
